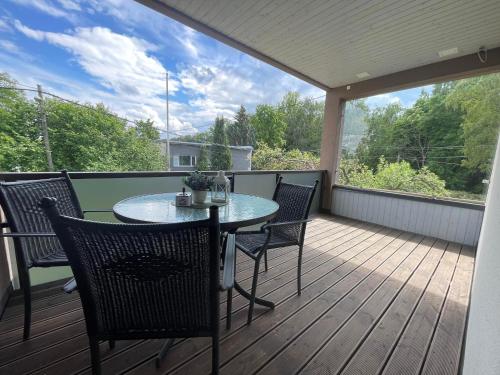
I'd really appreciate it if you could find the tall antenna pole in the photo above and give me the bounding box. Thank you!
[37,84,54,171]
[165,72,171,171]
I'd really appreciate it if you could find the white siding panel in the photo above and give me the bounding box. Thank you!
[331,187,483,246]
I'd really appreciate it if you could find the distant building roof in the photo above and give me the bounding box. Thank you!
[159,140,253,151]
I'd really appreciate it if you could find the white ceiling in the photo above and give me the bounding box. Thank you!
[153,0,500,89]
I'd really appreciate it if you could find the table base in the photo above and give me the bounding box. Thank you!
[233,281,275,309]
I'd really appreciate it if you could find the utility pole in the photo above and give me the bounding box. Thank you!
[37,84,54,171]
[165,72,170,171]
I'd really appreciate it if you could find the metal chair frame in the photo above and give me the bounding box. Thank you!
[233,177,318,324]
[41,199,233,375]
[0,171,110,339]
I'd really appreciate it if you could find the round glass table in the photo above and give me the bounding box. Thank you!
[113,192,279,231]
[113,192,280,319]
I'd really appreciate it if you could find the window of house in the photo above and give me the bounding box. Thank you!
[173,155,196,167]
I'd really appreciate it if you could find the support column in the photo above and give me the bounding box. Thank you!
[462,135,500,375]
[319,89,345,211]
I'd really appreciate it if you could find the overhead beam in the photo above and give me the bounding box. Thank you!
[134,0,330,91]
[333,47,500,100]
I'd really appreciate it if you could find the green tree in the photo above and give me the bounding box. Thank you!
[446,73,500,174]
[356,103,403,169]
[0,73,45,171]
[251,104,287,148]
[252,143,319,170]
[210,116,232,170]
[278,92,324,151]
[44,100,165,171]
[227,105,254,146]
[173,129,212,143]
[339,157,446,197]
[197,145,210,170]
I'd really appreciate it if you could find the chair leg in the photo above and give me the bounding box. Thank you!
[89,337,101,375]
[19,267,31,340]
[264,250,268,272]
[297,244,304,296]
[156,338,175,368]
[247,257,261,325]
[212,333,219,374]
[226,288,232,330]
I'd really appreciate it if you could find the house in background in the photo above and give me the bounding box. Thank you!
[158,140,253,171]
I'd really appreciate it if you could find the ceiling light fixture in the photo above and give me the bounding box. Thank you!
[438,47,458,58]
[356,72,370,79]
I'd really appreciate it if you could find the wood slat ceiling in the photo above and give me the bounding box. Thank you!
[142,0,500,89]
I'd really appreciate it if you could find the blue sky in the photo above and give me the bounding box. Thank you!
[0,0,429,136]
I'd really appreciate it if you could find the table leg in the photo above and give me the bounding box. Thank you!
[229,233,275,310]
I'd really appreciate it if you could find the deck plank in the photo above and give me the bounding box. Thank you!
[232,232,423,375]
[0,216,475,375]
[381,242,462,375]
[339,239,451,375]
[420,246,475,375]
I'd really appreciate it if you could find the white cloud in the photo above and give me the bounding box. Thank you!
[15,21,179,98]
[56,0,81,11]
[0,40,19,53]
[365,93,401,109]
[9,0,71,18]
[0,19,11,32]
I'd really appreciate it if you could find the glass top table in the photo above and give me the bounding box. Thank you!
[113,192,279,231]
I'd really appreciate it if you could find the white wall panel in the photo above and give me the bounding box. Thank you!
[332,187,484,246]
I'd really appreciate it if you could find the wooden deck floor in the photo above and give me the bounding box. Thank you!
[0,215,475,375]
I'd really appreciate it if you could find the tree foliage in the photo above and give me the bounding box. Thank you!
[196,145,210,171]
[227,105,254,146]
[251,104,287,148]
[446,74,500,174]
[278,92,324,151]
[339,157,447,196]
[0,73,45,171]
[252,143,319,170]
[0,72,165,172]
[354,75,500,194]
[210,116,232,170]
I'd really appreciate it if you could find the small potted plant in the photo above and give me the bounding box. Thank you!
[183,171,213,204]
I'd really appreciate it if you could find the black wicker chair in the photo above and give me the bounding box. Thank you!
[234,177,318,324]
[0,171,109,339]
[41,198,230,375]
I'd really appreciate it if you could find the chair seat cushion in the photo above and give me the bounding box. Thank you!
[235,231,296,255]
[32,248,68,267]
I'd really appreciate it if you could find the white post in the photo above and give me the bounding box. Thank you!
[462,134,500,375]
[319,90,345,211]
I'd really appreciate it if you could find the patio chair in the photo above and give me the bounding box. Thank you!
[41,199,231,375]
[0,171,108,339]
[234,177,318,324]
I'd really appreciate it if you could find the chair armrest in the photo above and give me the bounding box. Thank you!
[221,234,235,291]
[83,209,113,214]
[261,219,311,231]
[0,232,57,238]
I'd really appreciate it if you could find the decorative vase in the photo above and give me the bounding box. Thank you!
[192,190,208,204]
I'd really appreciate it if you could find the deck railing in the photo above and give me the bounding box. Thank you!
[332,184,484,246]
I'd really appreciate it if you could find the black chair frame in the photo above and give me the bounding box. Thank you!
[0,171,111,339]
[41,199,233,375]
[234,177,318,324]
